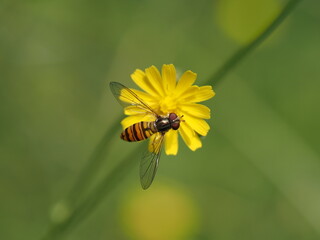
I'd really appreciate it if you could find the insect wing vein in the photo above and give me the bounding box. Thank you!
[109,82,157,116]
[140,133,164,189]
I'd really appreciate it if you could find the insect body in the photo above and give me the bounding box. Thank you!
[109,82,182,189]
[121,113,181,142]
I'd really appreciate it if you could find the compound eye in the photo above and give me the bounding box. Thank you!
[171,122,180,130]
[169,113,178,121]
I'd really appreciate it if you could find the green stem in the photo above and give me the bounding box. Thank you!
[42,145,143,240]
[41,0,301,239]
[67,115,122,205]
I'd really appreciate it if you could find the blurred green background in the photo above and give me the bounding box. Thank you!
[1,0,320,239]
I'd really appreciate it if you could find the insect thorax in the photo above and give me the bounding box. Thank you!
[155,117,171,132]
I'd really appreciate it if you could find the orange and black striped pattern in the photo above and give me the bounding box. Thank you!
[121,121,156,142]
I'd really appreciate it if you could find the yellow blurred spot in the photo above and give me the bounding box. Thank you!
[50,200,71,224]
[119,183,199,240]
[215,0,281,45]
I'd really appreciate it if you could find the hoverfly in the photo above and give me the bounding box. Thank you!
[109,82,182,189]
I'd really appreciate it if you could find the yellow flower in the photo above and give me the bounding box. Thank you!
[121,64,215,155]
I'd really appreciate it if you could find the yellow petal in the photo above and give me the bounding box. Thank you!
[131,69,159,97]
[178,122,202,151]
[165,129,178,155]
[162,64,176,94]
[195,86,215,102]
[177,86,198,102]
[175,70,197,96]
[145,65,165,96]
[183,115,210,136]
[180,103,211,119]
[121,114,155,129]
[179,85,215,103]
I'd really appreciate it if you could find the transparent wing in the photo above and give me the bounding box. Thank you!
[109,82,158,116]
[140,132,165,190]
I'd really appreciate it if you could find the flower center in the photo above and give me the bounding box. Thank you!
[159,95,177,115]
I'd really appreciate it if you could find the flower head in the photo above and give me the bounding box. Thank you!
[121,64,215,155]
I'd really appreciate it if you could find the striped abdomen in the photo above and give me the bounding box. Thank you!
[121,121,157,142]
